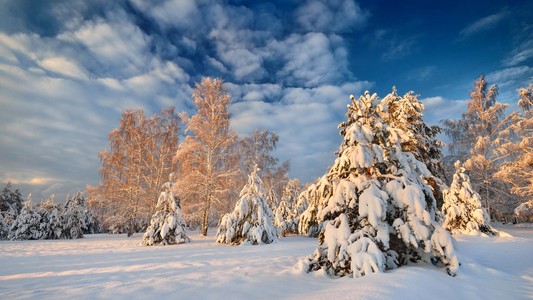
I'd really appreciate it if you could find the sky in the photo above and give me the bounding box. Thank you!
[0,0,531,200]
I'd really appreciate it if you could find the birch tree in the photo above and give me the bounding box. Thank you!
[174,77,238,236]
[88,107,179,235]
[442,75,512,220]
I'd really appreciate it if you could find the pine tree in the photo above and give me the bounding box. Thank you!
[9,197,43,240]
[61,193,84,239]
[216,165,279,245]
[142,174,190,246]
[442,161,496,236]
[382,87,447,208]
[38,195,63,239]
[305,91,458,278]
[275,179,300,236]
[298,175,332,237]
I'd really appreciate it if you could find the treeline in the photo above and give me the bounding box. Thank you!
[0,184,97,240]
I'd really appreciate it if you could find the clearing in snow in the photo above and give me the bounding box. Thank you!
[0,224,532,299]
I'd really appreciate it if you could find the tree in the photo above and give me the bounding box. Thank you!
[142,174,190,246]
[382,87,447,208]
[0,183,23,239]
[88,107,179,235]
[442,161,496,236]
[38,195,63,239]
[298,175,332,237]
[305,91,458,278]
[238,130,290,208]
[495,85,532,201]
[1,183,23,216]
[174,77,238,236]
[8,197,43,240]
[61,193,85,239]
[216,165,279,245]
[442,75,513,220]
[274,179,300,236]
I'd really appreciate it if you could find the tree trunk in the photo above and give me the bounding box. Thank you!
[200,194,211,236]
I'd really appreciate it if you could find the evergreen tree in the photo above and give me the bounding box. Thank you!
[442,161,496,236]
[61,193,84,239]
[38,195,63,239]
[9,197,43,240]
[298,175,332,237]
[274,179,300,236]
[305,91,458,278]
[216,165,279,245]
[382,88,447,208]
[142,174,190,246]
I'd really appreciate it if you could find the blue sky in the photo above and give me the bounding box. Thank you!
[0,0,531,199]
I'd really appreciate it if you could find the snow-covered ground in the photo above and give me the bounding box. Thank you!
[1,224,532,299]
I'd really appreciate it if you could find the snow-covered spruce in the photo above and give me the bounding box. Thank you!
[216,165,279,245]
[8,198,43,240]
[442,161,497,236]
[298,176,332,237]
[142,175,190,246]
[305,91,458,278]
[275,179,300,237]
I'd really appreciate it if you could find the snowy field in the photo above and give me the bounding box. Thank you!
[1,224,532,300]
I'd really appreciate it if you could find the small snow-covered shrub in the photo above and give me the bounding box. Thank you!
[216,165,279,245]
[442,161,496,236]
[275,179,300,236]
[142,177,190,246]
[515,200,533,222]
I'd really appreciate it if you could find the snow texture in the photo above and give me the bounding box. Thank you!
[305,90,459,278]
[141,177,190,246]
[216,165,279,245]
[442,161,496,236]
[0,224,530,299]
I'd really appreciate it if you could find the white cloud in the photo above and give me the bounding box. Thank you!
[295,0,368,33]
[486,66,532,87]
[421,96,467,124]
[459,11,508,39]
[39,56,87,79]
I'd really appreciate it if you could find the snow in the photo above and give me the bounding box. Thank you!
[1,224,532,299]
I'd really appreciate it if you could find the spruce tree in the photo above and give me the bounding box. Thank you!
[142,174,190,246]
[274,179,300,236]
[216,165,278,245]
[442,161,496,236]
[305,91,458,278]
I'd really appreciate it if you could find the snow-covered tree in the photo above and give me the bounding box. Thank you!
[442,161,496,236]
[216,165,279,245]
[305,91,458,278]
[9,197,43,240]
[61,193,84,239]
[443,76,513,220]
[275,179,300,236]
[382,88,447,208]
[88,107,180,235]
[1,183,23,216]
[38,195,63,239]
[175,77,238,236]
[142,175,190,246]
[298,176,332,237]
